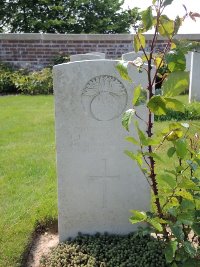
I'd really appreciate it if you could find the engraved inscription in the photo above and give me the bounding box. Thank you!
[81,75,128,121]
[89,159,120,208]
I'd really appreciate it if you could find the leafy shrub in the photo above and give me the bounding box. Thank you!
[13,68,53,95]
[155,102,200,121]
[52,53,70,65]
[0,62,18,94]
[41,232,166,267]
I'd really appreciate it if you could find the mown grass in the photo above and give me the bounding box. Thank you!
[0,94,199,267]
[0,95,57,267]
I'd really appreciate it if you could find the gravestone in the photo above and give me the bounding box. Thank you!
[53,60,150,242]
[70,53,105,62]
[122,51,143,61]
[86,52,106,59]
[189,52,200,102]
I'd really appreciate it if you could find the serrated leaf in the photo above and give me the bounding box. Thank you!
[157,173,176,188]
[182,258,200,267]
[178,211,195,225]
[142,7,153,30]
[129,210,147,224]
[174,16,183,35]
[162,71,189,97]
[122,109,135,131]
[146,218,163,232]
[171,223,185,241]
[165,50,186,72]
[135,121,148,146]
[176,189,193,201]
[175,139,187,159]
[134,33,146,52]
[147,95,167,115]
[167,147,176,158]
[183,241,196,257]
[116,62,132,81]
[191,223,200,235]
[125,136,139,145]
[134,87,147,106]
[163,0,174,7]
[164,240,178,263]
[158,15,174,38]
[165,97,185,112]
[154,56,163,69]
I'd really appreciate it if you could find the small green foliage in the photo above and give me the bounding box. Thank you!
[117,0,200,266]
[41,233,167,267]
[116,62,132,81]
[132,84,147,106]
[162,71,190,97]
[122,109,135,131]
[141,6,154,31]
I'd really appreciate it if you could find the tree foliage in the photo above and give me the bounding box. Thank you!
[0,0,139,33]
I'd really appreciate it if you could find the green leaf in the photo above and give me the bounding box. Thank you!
[176,190,194,201]
[158,15,174,38]
[191,223,200,235]
[132,84,147,106]
[167,147,176,158]
[135,121,148,146]
[124,150,143,166]
[134,33,146,52]
[142,7,153,30]
[157,173,176,188]
[180,199,196,210]
[147,96,167,115]
[177,211,195,225]
[147,217,163,232]
[129,210,147,224]
[122,109,135,131]
[125,136,139,145]
[164,240,178,263]
[116,62,132,82]
[174,16,182,35]
[163,0,174,7]
[175,139,187,159]
[183,241,196,257]
[162,71,189,97]
[166,50,186,72]
[171,223,184,241]
[164,97,185,112]
[182,258,200,267]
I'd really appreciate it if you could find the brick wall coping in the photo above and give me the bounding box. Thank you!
[0,33,200,41]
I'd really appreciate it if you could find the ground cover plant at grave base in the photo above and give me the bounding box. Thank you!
[41,232,166,267]
[117,0,200,266]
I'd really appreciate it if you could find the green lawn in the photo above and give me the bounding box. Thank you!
[0,94,198,267]
[0,96,57,267]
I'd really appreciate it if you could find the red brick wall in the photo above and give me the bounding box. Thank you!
[0,33,199,69]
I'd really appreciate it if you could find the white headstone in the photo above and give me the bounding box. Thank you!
[70,53,104,62]
[53,60,150,242]
[122,51,144,61]
[86,52,106,59]
[186,52,192,72]
[189,52,200,102]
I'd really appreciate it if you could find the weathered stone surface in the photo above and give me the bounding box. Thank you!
[122,51,143,61]
[86,52,106,59]
[189,52,200,102]
[70,53,104,61]
[53,60,150,242]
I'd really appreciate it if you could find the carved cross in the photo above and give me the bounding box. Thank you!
[89,159,120,208]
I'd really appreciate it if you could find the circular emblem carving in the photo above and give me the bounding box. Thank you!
[81,75,128,121]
